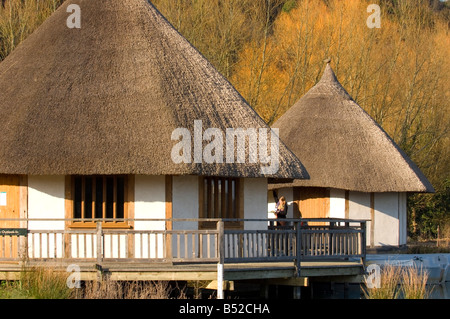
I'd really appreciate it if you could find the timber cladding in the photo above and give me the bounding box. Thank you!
[296,187,330,226]
[0,175,27,258]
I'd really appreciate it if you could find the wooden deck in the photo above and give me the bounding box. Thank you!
[1,218,367,290]
[0,260,364,282]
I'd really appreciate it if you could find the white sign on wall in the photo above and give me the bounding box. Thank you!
[0,192,6,206]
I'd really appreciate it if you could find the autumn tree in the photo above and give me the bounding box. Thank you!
[152,0,290,78]
[0,0,63,61]
[230,0,449,240]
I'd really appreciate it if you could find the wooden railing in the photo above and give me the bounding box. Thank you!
[0,218,366,269]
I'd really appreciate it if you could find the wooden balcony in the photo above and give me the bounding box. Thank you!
[0,218,366,290]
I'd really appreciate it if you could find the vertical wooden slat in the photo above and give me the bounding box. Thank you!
[92,177,96,220]
[295,222,302,277]
[91,233,95,259]
[102,177,106,219]
[39,233,42,258]
[345,190,350,220]
[147,233,150,259]
[81,177,85,220]
[113,177,117,220]
[110,234,113,258]
[192,233,196,259]
[199,233,203,259]
[165,175,173,259]
[214,178,219,218]
[9,236,13,258]
[46,233,50,258]
[207,179,212,218]
[184,232,188,259]
[1,236,4,258]
[221,179,226,219]
[29,234,33,258]
[54,233,57,258]
[177,234,180,259]
[139,233,143,258]
[227,179,233,219]
[217,221,225,299]
[207,233,211,259]
[118,234,121,258]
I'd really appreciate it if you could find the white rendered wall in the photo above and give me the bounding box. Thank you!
[134,175,166,258]
[329,188,345,219]
[135,175,166,230]
[244,178,268,230]
[27,175,65,258]
[28,175,65,231]
[348,191,372,246]
[172,175,199,230]
[374,193,400,247]
[348,191,405,247]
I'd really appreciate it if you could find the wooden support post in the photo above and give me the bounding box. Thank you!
[96,222,103,281]
[217,220,225,299]
[361,221,366,264]
[293,286,301,299]
[260,284,270,299]
[295,221,301,277]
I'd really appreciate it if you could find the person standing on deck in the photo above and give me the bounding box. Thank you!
[273,191,287,226]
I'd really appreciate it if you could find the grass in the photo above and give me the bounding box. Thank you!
[76,279,187,299]
[0,266,73,299]
[0,264,435,299]
[364,264,431,299]
[0,266,187,299]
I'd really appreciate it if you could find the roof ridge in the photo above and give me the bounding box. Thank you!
[307,64,353,100]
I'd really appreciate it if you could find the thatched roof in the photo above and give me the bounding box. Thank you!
[270,63,434,193]
[0,0,308,179]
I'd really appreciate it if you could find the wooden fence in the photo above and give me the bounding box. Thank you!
[0,218,366,269]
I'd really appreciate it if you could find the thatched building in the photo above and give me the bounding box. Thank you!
[269,63,434,249]
[0,0,308,253]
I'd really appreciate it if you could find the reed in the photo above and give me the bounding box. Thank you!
[364,264,431,299]
[77,279,187,299]
[19,266,73,299]
[400,266,430,299]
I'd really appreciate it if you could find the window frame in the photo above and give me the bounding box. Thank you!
[198,176,243,230]
[65,175,133,229]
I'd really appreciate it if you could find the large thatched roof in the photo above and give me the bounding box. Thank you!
[270,63,434,193]
[0,0,308,179]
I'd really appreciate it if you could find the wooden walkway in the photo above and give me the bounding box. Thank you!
[1,218,367,289]
[0,260,364,283]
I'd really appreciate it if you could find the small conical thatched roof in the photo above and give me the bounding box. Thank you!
[0,0,308,179]
[270,63,434,193]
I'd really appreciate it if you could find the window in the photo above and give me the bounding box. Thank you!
[199,177,243,229]
[68,175,130,228]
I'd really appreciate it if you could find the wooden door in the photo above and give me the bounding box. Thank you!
[298,187,329,225]
[0,175,22,258]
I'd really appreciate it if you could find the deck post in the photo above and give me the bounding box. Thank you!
[294,221,301,277]
[217,220,225,299]
[361,221,366,264]
[96,222,103,281]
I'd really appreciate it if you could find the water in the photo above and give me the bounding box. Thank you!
[427,283,450,299]
[304,253,450,299]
